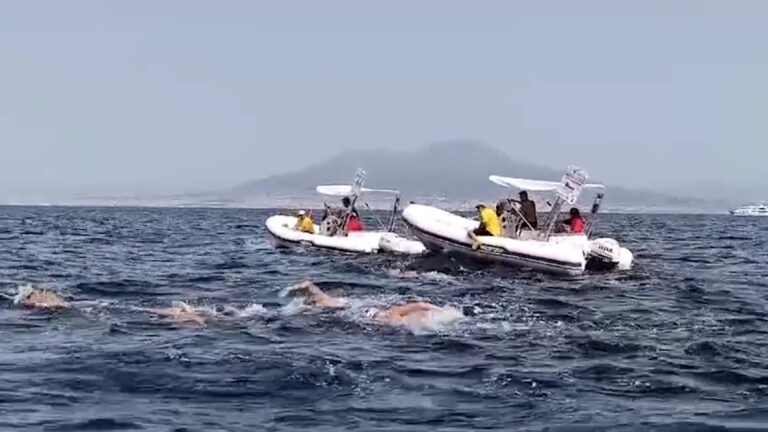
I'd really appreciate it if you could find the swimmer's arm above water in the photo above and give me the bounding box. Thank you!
[387,302,438,319]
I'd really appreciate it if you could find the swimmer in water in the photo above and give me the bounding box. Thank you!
[364,302,447,326]
[287,280,460,328]
[284,281,348,308]
[7,285,69,309]
[147,301,208,325]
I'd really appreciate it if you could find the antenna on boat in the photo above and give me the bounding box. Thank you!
[342,169,366,234]
[388,192,401,232]
[353,169,366,196]
[585,192,604,237]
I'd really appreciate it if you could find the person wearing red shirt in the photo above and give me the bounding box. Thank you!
[558,207,585,234]
[346,215,363,231]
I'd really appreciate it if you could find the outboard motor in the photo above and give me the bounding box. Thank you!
[497,200,518,238]
[586,238,621,271]
[319,217,338,236]
[319,206,345,237]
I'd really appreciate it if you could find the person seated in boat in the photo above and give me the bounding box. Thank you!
[346,215,363,232]
[556,207,585,234]
[469,204,501,249]
[293,210,315,234]
[510,191,537,230]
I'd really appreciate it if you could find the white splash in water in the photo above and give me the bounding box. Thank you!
[12,283,36,304]
[403,305,464,335]
[386,269,456,284]
[232,303,267,318]
[281,297,311,316]
[420,271,457,283]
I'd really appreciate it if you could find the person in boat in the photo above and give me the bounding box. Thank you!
[342,196,364,231]
[469,203,501,250]
[556,207,585,234]
[510,191,537,230]
[341,196,359,218]
[293,210,315,234]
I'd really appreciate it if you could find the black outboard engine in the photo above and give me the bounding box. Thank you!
[319,214,343,236]
[499,212,515,238]
[319,204,345,236]
[497,199,520,238]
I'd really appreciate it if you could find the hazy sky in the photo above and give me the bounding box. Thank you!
[1,1,766,199]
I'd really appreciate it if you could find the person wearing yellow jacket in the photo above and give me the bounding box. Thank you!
[294,210,315,234]
[469,204,500,250]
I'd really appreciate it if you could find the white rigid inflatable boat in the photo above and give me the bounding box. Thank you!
[402,167,633,275]
[266,215,425,254]
[265,170,426,255]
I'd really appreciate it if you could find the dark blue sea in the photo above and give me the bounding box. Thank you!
[1,206,767,431]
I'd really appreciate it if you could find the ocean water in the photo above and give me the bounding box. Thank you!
[1,206,767,431]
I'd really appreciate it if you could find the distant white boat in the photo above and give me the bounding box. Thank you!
[729,204,768,216]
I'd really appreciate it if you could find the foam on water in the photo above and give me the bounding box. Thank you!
[402,305,465,335]
[12,283,36,304]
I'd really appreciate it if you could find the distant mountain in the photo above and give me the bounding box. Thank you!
[232,141,721,211]
[235,141,558,197]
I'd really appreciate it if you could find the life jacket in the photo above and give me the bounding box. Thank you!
[347,217,363,231]
[479,207,501,236]
[570,216,585,234]
[297,216,315,234]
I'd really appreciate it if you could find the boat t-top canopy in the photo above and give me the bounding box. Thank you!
[489,175,605,191]
[316,185,400,196]
[316,182,403,232]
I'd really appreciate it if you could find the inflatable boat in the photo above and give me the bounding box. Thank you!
[266,215,424,254]
[266,170,426,255]
[402,167,633,275]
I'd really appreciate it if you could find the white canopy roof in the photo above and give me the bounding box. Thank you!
[316,185,400,196]
[489,175,605,191]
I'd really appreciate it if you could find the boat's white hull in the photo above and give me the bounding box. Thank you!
[265,215,425,255]
[402,204,632,275]
[729,205,768,216]
[729,212,768,216]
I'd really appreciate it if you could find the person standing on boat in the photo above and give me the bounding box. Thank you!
[294,210,316,234]
[342,196,364,231]
[469,204,501,249]
[556,207,585,234]
[342,196,360,219]
[510,191,538,230]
